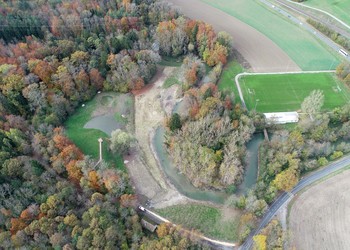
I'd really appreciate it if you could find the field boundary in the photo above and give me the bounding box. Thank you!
[283,0,350,31]
[235,70,336,110]
[142,207,237,248]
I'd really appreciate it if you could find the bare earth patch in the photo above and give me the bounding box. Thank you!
[289,170,350,250]
[168,0,300,73]
[125,67,189,208]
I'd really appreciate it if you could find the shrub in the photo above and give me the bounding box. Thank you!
[318,157,328,166]
[330,151,343,160]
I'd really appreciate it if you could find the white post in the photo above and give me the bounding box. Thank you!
[98,138,103,162]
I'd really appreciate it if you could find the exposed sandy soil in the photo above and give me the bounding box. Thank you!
[125,67,190,208]
[289,170,350,250]
[168,0,300,73]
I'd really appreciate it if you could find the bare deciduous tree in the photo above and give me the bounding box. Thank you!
[301,89,324,120]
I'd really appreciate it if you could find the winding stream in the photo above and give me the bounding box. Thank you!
[153,127,264,204]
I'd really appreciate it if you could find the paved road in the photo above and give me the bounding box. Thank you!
[167,0,300,73]
[240,154,350,250]
[282,0,350,32]
[260,0,350,63]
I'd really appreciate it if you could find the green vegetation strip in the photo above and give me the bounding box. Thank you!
[240,72,350,112]
[218,60,243,103]
[65,95,124,170]
[157,204,239,241]
[304,0,350,27]
[163,67,181,88]
[202,0,340,70]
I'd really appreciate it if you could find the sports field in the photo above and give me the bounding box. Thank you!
[304,0,350,27]
[202,0,340,70]
[240,72,350,112]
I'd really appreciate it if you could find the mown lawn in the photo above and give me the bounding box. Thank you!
[218,60,244,103]
[240,72,350,112]
[304,0,350,27]
[156,204,240,241]
[202,0,340,70]
[64,93,125,170]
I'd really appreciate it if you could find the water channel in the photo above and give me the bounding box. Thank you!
[153,127,264,204]
[84,114,122,136]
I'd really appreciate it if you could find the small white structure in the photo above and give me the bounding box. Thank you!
[264,112,299,124]
[98,138,103,161]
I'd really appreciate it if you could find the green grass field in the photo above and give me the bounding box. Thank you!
[240,73,350,112]
[64,93,126,170]
[156,204,239,241]
[202,0,340,70]
[218,60,244,103]
[304,0,350,27]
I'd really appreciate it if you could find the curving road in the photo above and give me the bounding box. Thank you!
[260,0,350,62]
[240,154,350,250]
[167,0,300,73]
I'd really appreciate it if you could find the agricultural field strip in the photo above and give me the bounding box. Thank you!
[241,155,350,250]
[201,0,340,70]
[260,0,350,64]
[142,208,236,247]
[273,0,350,38]
[283,0,350,31]
[235,70,336,111]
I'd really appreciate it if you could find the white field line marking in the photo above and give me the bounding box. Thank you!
[234,70,336,108]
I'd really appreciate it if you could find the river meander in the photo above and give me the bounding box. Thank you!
[153,126,264,204]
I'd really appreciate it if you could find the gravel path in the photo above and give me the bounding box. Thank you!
[130,67,190,208]
[168,0,300,73]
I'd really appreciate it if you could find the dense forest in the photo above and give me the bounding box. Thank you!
[165,81,255,189]
[0,0,215,248]
[230,77,350,240]
[154,18,254,190]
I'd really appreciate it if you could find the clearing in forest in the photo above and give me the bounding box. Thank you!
[64,92,133,170]
[240,72,350,112]
[157,204,240,242]
[202,0,340,70]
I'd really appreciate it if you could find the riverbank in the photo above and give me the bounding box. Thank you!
[129,66,191,208]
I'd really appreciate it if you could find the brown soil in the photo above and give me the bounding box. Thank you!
[125,66,189,208]
[289,170,350,250]
[168,0,300,73]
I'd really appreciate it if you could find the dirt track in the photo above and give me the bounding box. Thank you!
[168,0,300,72]
[289,170,350,250]
[126,67,190,208]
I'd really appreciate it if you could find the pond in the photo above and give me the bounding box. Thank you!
[84,114,122,136]
[153,127,264,204]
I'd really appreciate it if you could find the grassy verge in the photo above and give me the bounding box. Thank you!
[163,67,181,88]
[159,56,183,67]
[218,60,244,103]
[64,94,125,170]
[240,72,350,112]
[304,0,350,27]
[156,204,240,241]
[202,0,340,70]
